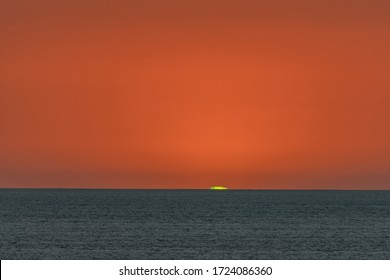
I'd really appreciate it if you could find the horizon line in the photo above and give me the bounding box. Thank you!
[0,187,390,191]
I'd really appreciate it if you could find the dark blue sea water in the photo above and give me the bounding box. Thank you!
[0,189,389,259]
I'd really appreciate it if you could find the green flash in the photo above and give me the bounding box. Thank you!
[210,186,228,190]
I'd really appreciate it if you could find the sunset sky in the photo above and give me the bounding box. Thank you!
[1,0,390,189]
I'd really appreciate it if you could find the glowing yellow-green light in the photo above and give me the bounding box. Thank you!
[210,186,228,190]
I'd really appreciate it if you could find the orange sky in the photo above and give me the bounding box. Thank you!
[1,0,390,189]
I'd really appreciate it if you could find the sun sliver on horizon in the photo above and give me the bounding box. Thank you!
[210,185,228,190]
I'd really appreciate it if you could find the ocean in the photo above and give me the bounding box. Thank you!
[0,189,389,259]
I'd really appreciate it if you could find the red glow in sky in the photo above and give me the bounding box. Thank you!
[1,0,390,189]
